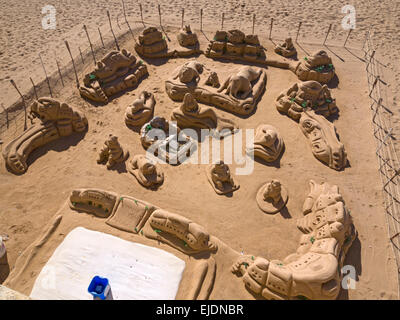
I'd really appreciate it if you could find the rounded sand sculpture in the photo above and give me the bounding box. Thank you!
[206,160,240,195]
[256,179,288,214]
[165,61,267,116]
[125,91,156,127]
[97,134,129,169]
[276,81,338,121]
[205,71,220,88]
[177,25,199,48]
[2,97,87,174]
[128,154,164,189]
[79,49,148,104]
[170,93,237,138]
[299,110,347,171]
[69,188,118,218]
[232,180,356,300]
[274,38,297,58]
[246,124,284,162]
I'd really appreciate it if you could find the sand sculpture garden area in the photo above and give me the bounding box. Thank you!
[0,26,398,300]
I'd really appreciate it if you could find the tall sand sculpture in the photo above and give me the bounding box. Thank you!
[256,179,288,214]
[232,180,356,300]
[125,91,156,127]
[246,124,284,163]
[206,160,240,195]
[3,97,87,174]
[79,49,148,103]
[165,61,267,116]
[276,80,338,121]
[299,110,347,171]
[97,134,129,169]
[128,154,164,189]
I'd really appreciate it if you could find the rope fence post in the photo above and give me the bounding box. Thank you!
[343,28,352,47]
[181,8,184,29]
[64,40,80,88]
[269,18,273,39]
[296,22,302,42]
[252,14,256,35]
[221,12,224,30]
[38,53,52,97]
[323,23,332,45]
[9,79,27,131]
[200,8,203,31]
[107,10,120,50]
[121,0,137,44]
[83,25,96,66]
[158,4,162,27]
[98,27,105,48]
[29,77,38,100]
[139,4,145,27]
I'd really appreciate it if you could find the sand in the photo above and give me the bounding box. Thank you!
[0,1,399,300]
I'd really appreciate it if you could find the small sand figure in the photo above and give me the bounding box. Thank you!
[177,25,198,47]
[274,37,297,57]
[207,160,240,195]
[205,71,220,88]
[125,91,156,127]
[128,154,164,189]
[256,179,288,214]
[97,134,129,169]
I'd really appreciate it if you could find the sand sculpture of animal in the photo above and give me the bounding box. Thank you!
[2,97,87,174]
[97,134,129,169]
[299,110,347,171]
[128,154,164,189]
[233,180,356,300]
[177,25,198,47]
[206,160,240,195]
[79,49,148,103]
[218,66,262,99]
[276,81,338,121]
[172,60,205,84]
[246,124,284,162]
[205,71,220,88]
[256,179,289,214]
[125,91,156,127]
[274,38,297,57]
[149,209,217,252]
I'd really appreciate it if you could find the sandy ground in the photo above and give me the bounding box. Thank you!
[0,25,398,299]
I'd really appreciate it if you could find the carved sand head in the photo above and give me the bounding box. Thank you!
[285,38,293,48]
[30,97,61,122]
[263,179,282,201]
[258,127,278,147]
[142,161,156,175]
[182,93,199,112]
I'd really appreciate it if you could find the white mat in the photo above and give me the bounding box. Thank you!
[30,227,185,300]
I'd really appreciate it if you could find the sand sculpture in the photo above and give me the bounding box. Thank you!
[2,97,87,174]
[256,179,288,214]
[205,29,266,63]
[232,180,356,300]
[97,134,129,169]
[128,154,164,189]
[148,209,218,254]
[290,50,335,84]
[177,25,199,48]
[165,61,267,116]
[274,38,297,58]
[276,81,338,121]
[79,49,148,103]
[140,116,196,165]
[205,71,220,88]
[69,188,118,218]
[206,160,240,195]
[246,124,284,162]
[125,91,156,127]
[170,93,237,138]
[300,110,347,171]
[135,27,201,59]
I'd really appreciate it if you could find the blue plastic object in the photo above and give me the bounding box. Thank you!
[88,276,110,300]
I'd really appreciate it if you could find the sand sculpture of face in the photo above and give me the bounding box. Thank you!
[299,111,347,171]
[182,93,199,113]
[30,97,63,122]
[249,124,284,162]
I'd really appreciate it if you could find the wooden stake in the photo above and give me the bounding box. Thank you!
[9,79,27,131]
[54,56,64,87]
[83,25,96,66]
[200,8,203,31]
[343,28,352,47]
[323,24,332,45]
[252,14,256,35]
[107,10,120,50]
[98,27,105,48]
[121,0,137,44]
[295,22,302,42]
[269,18,274,39]
[65,41,80,88]
[78,46,85,64]
[158,4,162,26]
[181,8,184,29]
[29,77,38,100]
[38,53,52,97]
[139,4,145,27]
[221,13,224,30]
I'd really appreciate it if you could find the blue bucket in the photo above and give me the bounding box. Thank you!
[88,276,110,300]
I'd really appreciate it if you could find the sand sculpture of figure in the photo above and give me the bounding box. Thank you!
[205,71,220,88]
[140,116,196,165]
[256,179,289,214]
[165,61,267,116]
[232,180,356,300]
[274,38,297,58]
[246,124,284,162]
[291,50,335,84]
[97,134,129,169]
[128,154,164,189]
[2,97,87,174]
[276,81,338,121]
[299,110,347,171]
[170,93,237,137]
[218,66,263,99]
[149,209,217,253]
[135,27,168,56]
[206,160,240,195]
[177,25,198,47]
[69,188,118,218]
[125,91,156,127]
[79,49,148,104]
[205,29,266,63]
